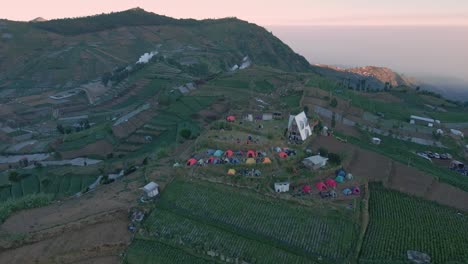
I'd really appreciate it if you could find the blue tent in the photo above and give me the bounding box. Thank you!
[336,168,346,177]
[214,150,224,157]
[213,158,221,164]
[342,188,352,196]
[230,158,240,164]
[335,175,345,183]
[206,149,216,156]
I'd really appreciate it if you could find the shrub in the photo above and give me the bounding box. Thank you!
[180,129,192,139]
[330,98,338,107]
[328,153,342,165]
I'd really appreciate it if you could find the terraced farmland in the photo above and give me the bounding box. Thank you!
[137,180,359,263]
[360,183,468,264]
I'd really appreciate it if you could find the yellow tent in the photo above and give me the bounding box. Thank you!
[246,158,256,165]
[227,169,236,175]
[263,157,272,164]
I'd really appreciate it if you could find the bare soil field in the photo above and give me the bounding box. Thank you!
[311,136,468,211]
[112,110,156,139]
[0,173,143,263]
[62,140,113,159]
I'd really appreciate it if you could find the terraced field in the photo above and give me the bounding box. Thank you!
[127,180,359,263]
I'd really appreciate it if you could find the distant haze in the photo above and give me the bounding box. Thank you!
[268,26,468,99]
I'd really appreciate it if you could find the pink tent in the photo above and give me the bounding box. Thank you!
[225,150,234,157]
[278,152,288,158]
[353,186,361,195]
[226,116,236,122]
[186,158,197,166]
[325,179,337,188]
[315,182,327,191]
[303,185,312,194]
[247,150,256,158]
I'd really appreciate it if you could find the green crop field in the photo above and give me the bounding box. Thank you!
[148,180,359,263]
[141,208,316,263]
[125,239,214,264]
[359,183,468,264]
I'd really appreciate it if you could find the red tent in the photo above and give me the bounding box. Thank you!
[325,179,337,188]
[186,158,197,166]
[353,186,361,195]
[207,157,216,164]
[303,185,312,194]
[226,116,236,122]
[315,182,327,191]
[225,150,234,157]
[247,150,256,158]
[278,152,288,158]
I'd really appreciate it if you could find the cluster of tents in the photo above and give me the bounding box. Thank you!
[186,149,273,166]
[227,168,261,177]
[303,168,360,198]
[274,147,296,159]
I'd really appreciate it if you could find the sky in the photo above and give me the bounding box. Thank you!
[1,0,468,26]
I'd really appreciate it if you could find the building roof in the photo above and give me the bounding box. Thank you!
[304,155,328,165]
[142,182,159,193]
[288,111,312,141]
[275,182,289,185]
[410,115,435,123]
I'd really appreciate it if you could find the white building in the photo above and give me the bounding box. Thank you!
[409,115,440,127]
[288,111,312,141]
[142,182,159,198]
[371,137,381,145]
[274,182,290,193]
[303,155,329,170]
[450,129,464,138]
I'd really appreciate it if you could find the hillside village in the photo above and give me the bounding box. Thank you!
[0,8,467,264]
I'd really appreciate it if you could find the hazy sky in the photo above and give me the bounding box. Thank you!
[1,0,468,26]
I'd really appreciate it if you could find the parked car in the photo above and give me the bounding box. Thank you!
[427,152,435,158]
[434,153,440,159]
[440,154,448,159]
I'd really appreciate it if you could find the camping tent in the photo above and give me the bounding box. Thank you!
[247,150,256,158]
[353,187,361,195]
[214,150,224,157]
[279,152,288,158]
[207,157,216,164]
[329,190,337,198]
[206,149,216,156]
[274,147,282,153]
[342,188,352,196]
[262,157,272,164]
[315,182,327,191]
[227,169,236,175]
[254,170,261,176]
[246,158,256,165]
[303,185,312,193]
[346,173,353,180]
[325,179,337,188]
[230,157,240,164]
[225,150,234,157]
[226,115,236,122]
[336,168,346,177]
[186,158,197,166]
[197,159,204,165]
[335,175,345,183]
[213,158,221,164]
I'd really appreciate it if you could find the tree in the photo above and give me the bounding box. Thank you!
[328,153,342,165]
[56,124,64,134]
[331,112,336,129]
[314,120,323,134]
[8,171,21,182]
[330,98,338,108]
[180,129,192,139]
[303,106,309,116]
[318,147,329,157]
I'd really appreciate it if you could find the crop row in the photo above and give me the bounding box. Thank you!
[359,183,468,263]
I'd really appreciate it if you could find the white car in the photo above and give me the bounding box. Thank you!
[433,153,440,159]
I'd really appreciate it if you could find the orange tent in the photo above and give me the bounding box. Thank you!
[262,157,272,164]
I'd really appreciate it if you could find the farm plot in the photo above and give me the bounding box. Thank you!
[142,208,316,264]
[158,180,359,262]
[125,239,212,264]
[359,183,468,264]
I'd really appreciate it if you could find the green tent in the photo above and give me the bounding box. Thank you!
[214,150,224,157]
[335,175,345,183]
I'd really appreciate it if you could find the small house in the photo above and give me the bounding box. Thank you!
[303,155,328,170]
[371,137,381,145]
[409,115,440,127]
[274,182,290,193]
[142,182,159,198]
[262,113,273,121]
